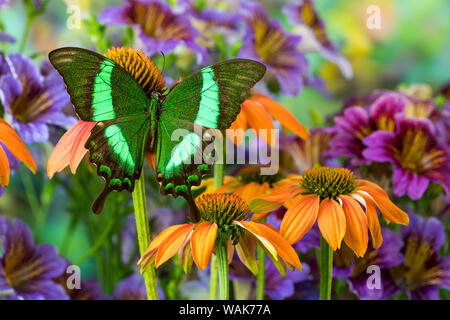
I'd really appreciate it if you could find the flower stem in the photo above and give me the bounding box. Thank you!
[319,235,333,300]
[216,237,229,300]
[256,217,267,300]
[132,170,158,300]
[209,254,218,299]
[210,133,226,299]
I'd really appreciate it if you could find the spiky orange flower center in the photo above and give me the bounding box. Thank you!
[300,167,357,200]
[195,193,250,227]
[237,165,285,187]
[105,47,165,96]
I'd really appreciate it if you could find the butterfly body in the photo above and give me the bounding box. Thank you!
[49,47,266,213]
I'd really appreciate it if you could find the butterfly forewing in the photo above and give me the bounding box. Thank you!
[49,47,150,121]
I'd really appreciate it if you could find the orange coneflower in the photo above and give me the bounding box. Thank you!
[249,167,409,257]
[200,165,300,220]
[0,119,36,187]
[227,93,309,146]
[138,193,301,275]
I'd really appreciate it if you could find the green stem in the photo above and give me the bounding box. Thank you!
[210,133,226,299]
[319,235,333,300]
[256,244,266,300]
[216,237,229,300]
[209,254,218,300]
[132,170,159,300]
[18,6,34,53]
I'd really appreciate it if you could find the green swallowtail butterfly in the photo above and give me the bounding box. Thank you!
[49,47,266,214]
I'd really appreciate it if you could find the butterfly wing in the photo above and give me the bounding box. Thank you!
[161,58,266,129]
[49,47,150,121]
[157,59,266,196]
[49,47,153,213]
[87,115,151,213]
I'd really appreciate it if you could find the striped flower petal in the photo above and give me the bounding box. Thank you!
[235,234,259,275]
[0,145,10,187]
[242,100,276,146]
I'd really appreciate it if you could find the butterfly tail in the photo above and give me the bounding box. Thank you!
[92,187,111,214]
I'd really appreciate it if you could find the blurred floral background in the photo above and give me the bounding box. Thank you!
[0,0,449,300]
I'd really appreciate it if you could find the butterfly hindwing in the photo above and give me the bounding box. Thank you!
[156,59,266,196]
[49,47,150,121]
[87,115,151,213]
[156,116,216,197]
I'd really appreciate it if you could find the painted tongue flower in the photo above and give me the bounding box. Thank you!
[389,214,450,300]
[98,0,208,64]
[47,47,163,178]
[328,93,407,166]
[282,0,352,79]
[0,215,68,300]
[0,119,36,190]
[249,167,409,257]
[0,53,75,143]
[138,193,301,276]
[238,1,308,96]
[362,117,450,201]
[227,92,309,147]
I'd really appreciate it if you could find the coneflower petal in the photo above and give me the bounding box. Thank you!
[251,93,309,140]
[356,179,409,225]
[155,224,195,268]
[355,192,383,249]
[242,100,276,146]
[249,183,302,217]
[340,195,369,257]
[235,234,259,275]
[227,111,247,146]
[317,198,346,250]
[0,119,36,174]
[0,145,10,187]
[280,194,319,244]
[237,221,302,270]
[190,222,217,270]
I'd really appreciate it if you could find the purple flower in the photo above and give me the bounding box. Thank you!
[238,1,307,96]
[0,53,75,143]
[0,31,15,43]
[363,117,450,201]
[114,274,165,300]
[334,229,404,300]
[98,0,208,64]
[389,214,450,300]
[177,0,240,30]
[283,0,352,79]
[0,215,68,300]
[53,260,110,300]
[328,93,409,166]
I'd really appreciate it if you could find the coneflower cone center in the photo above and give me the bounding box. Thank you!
[195,193,250,244]
[238,166,285,187]
[105,47,165,96]
[300,167,357,200]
